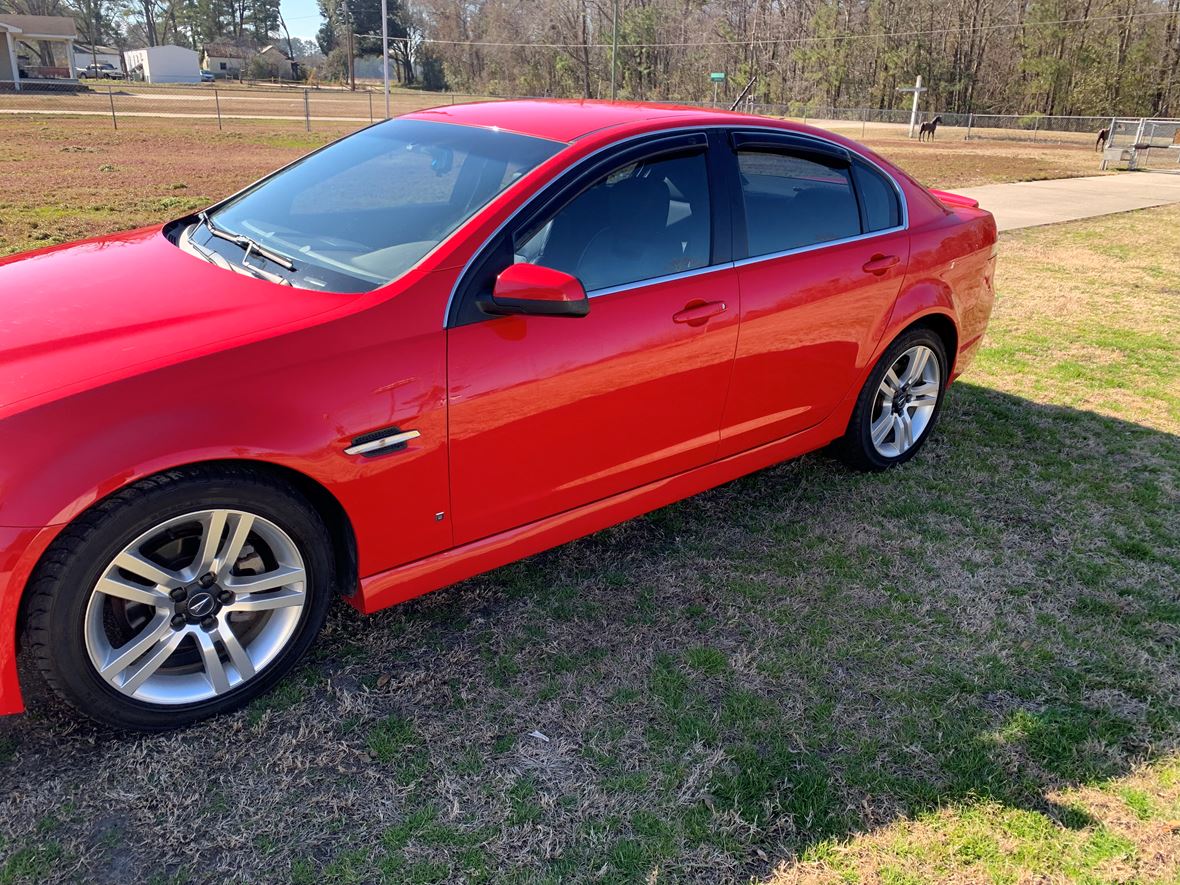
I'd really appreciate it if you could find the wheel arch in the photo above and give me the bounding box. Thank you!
[56,458,358,600]
[200,459,360,600]
[905,313,959,379]
[16,455,359,630]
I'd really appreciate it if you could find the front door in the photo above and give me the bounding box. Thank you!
[446,138,739,545]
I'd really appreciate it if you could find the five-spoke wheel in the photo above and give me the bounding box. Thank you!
[85,509,308,705]
[24,467,333,731]
[838,327,949,471]
[868,344,942,459]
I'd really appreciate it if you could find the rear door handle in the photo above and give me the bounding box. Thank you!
[862,254,900,275]
[673,300,727,326]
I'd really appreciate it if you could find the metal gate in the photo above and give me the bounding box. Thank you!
[1103,118,1180,170]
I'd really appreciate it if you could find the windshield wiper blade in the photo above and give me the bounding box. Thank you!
[199,210,297,271]
[187,229,291,286]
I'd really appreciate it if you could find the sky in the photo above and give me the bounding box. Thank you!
[281,0,323,42]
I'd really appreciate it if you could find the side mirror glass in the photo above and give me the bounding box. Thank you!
[478,263,589,318]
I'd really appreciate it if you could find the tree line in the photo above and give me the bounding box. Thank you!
[3,0,1178,116]
[414,0,1180,116]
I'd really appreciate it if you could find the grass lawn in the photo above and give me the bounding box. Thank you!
[0,143,1176,881]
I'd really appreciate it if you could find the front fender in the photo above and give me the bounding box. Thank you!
[0,525,60,715]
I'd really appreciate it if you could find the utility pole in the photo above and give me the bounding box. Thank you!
[89,17,99,78]
[897,74,927,139]
[381,0,390,117]
[343,0,355,91]
[609,0,618,101]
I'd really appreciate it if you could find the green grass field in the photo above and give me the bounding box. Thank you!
[0,191,1177,879]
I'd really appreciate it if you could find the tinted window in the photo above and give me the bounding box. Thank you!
[737,150,860,256]
[204,119,562,292]
[516,152,711,292]
[853,159,901,231]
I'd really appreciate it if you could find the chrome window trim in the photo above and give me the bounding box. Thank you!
[585,261,736,299]
[443,122,910,328]
[732,223,906,269]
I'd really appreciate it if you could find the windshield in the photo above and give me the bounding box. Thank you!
[197,119,564,293]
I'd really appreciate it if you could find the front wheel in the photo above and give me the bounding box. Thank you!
[836,328,949,471]
[23,467,334,731]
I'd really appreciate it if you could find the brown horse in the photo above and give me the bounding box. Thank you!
[918,115,943,142]
[1095,127,1110,151]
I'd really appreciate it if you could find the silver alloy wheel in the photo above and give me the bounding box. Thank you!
[83,509,307,705]
[870,344,942,458]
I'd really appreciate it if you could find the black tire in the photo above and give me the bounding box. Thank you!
[22,465,334,731]
[836,326,949,472]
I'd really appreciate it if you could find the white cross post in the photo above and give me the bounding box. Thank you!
[381,0,390,119]
[897,75,927,139]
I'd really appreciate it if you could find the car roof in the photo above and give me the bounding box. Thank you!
[402,98,768,144]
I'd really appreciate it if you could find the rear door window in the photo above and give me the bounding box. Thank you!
[736,150,860,256]
[852,159,901,232]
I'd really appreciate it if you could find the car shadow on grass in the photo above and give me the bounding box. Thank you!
[1,382,1177,884]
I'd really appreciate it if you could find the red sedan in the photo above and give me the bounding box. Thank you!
[0,101,996,730]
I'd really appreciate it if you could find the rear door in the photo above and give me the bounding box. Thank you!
[446,132,739,545]
[718,130,910,456]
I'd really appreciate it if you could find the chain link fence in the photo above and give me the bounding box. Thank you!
[728,104,1114,146]
[0,81,498,133]
[0,82,1155,152]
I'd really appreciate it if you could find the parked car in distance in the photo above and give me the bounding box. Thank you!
[0,100,997,731]
[200,69,214,82]
[78,62,122,79]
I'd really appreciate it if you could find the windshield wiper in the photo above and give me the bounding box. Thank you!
[187,221,292,286]
[199,210,297,272]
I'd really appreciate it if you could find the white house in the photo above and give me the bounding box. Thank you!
[74,43,122,72]
[0,14,78,89]
[254,44,297,79]
[201,42,253,77]
[123,45,200,84]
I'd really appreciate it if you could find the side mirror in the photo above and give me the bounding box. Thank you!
[478,263,590,318]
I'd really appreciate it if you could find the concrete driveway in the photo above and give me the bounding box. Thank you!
[954,171,1180,231]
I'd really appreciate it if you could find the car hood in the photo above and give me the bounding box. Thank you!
[0,227,354,417]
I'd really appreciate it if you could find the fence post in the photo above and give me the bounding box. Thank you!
[368,90,373,123]
[214,87,222,130]
[107,84,117,130]
[303,90,310,132]
[861,108,866,139]
[1032,115,1039,142]
[966,113,973,141]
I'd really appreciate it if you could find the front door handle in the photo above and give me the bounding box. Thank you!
[673,300,727,326]
[862,254,900,275]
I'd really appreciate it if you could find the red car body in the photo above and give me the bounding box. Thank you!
[0,101,996,716]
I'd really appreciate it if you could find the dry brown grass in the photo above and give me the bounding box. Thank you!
[0,113,1107,257]
[858,134,1106,189]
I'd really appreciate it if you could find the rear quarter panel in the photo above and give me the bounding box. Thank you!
[893,207,997,377]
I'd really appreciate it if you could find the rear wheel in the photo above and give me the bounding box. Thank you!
[837,328,948,471]
[23,467,333,731]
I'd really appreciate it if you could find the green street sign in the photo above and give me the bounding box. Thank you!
[709,72,726,81]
